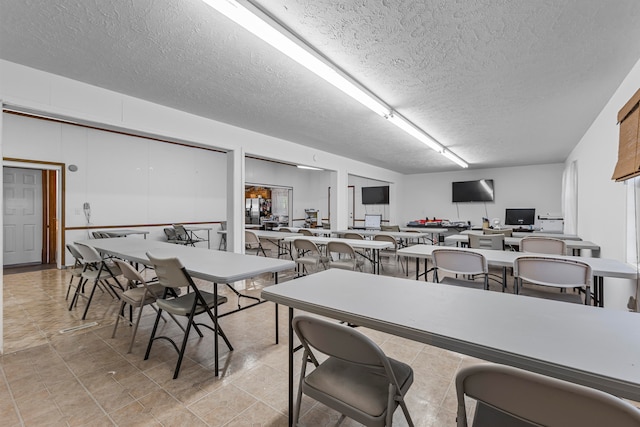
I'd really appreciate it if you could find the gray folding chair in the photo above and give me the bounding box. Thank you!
[69,242,123,320]
[111,259,183,353]
[293,238,329,276]
[374,234,404,274]
[513,256,591,304]
[432,249,489,290]
[520,236,567,255]
[456,363,640,427]
[293,315,414,427]
[469,233,504,250]
[144,253,233,379]
[327,241,364,271]
[245,230,268,256]
[65,243,85,301]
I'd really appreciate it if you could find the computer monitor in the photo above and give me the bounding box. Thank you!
[364,214,382,229]
[505,208,536,226]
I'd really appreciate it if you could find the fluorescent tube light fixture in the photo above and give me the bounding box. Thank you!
[443,150,469,168]
[297,165,322,171]
[204,0,389,117]
[386,113,443,153]
[203,0,469,168]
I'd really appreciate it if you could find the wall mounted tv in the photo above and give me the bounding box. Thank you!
[505,208,536,226]
[452,179,494,202]
[362,186,389,204]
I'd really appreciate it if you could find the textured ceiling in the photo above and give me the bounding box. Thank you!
[1,0,640,173]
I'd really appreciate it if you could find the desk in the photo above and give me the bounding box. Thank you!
[398,245,636,307]
[445,234,601,257]
[261,269,640,426]
[283,235,393,274]
[76,237,294,375]
[100,229,149,239]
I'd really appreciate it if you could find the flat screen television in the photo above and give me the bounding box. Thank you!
[452,179,494,202]
[505,208,536,226]
[362,186,389,204]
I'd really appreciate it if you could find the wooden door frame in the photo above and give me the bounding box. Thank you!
[3,158,65,268]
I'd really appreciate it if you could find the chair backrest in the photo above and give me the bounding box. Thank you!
[520,236,566,255]
[66,243,84,262]
[380,225,400,232]
[298,229,314,236]
[245,230,260,247]
[173,224,189,240]
[74,242,104,264]
[343,232,364,240]
[164,227,177,240]
[293,315,391,370]
[513,256,591,289]
[432,249,488,276]
[373,233,397,249]
[293,238,320,255]
[469,233,504,250]
[92,231,107,239]
[113,259,163,298]
[483,228,513,237]
[146,252,192,289]
[279,227,292,233]
[327,241,356,258]
[455,363,640,427]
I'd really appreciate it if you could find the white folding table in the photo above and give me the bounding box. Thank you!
[445,234,601,257]
[398,244,636,307]
[76,238,295,375]
[262,269,640,426]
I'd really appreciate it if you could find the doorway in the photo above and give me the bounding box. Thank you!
[2,160,64,269]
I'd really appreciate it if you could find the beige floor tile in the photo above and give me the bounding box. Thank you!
[2,260,514,427]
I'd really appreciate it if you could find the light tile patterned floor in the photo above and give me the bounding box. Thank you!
[1,247,487,426]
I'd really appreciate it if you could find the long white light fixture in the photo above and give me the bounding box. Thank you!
[203,0,468,168]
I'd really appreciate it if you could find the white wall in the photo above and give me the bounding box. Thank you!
[565,57,640,310]
[348,175,393,224]
[399,164,564,227]
[2,113,227,252]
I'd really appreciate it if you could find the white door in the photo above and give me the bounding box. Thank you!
[3,167,43,266]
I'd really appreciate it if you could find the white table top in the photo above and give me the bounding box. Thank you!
[184,226,212,231]
[400,227,449,234]
[220,229,300,239]
[75,238,294,283]
[282,235,393,250]
[99,229,149,237]
[261,269,640,400]
[445,234,600,253]
[462,229,583,240]
[335,229,434,239]
[398,244,636,280]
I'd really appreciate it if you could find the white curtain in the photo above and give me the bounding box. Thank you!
[561,160,578,235]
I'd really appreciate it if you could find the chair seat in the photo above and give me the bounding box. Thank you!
[440,276,486,290]
[120,283,176,305]
[81,265,122,280]
[330,259,364,270]
[296,255,330,267]
[518,287,584,304]
[304,356,413,417]
[157,291,227,316]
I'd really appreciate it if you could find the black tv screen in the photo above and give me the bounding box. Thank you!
[362,186,389,204]
[505,208,536,226]
[452,179,494,202]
